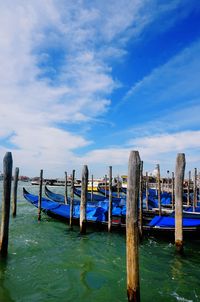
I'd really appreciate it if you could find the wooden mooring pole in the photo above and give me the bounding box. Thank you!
[69,170,75,228]
[91,174,94,202]
[64,171,68,205]
[38,169,43,221]
[139,161,143,238]
[12,167,19,217]
[175,153,185,253]
[187,171,191,207]
[80,165,89,234]
[108,166,112,232]
[117,175,120,198]
[193,168,197,211]
[0,152,13,258]
[126,151,141,302]
[145,172,149,211]
[157,164,161,216]
[105,174,107,197]
[171,172,175,210]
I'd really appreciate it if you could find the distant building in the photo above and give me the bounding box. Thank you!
[19,176,30,182]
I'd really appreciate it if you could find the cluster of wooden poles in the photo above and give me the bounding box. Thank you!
[37,165,114,233]
[145,164,199,213]
[0,151,196,302]
[126,151,186,302]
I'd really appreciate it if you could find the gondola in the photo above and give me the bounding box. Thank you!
[143,215,200,239]
[23,188,122,224]
[45,185,79,204]
[121,187,127,194]
[97,186,125,200]
[45,185,200,220]
[74,187,107,202]
[45,185,126,206]
[23,188,200,238]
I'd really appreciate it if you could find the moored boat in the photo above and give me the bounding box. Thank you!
[87,179,106,192]
[23,188,200,238]
[74,187,107,202]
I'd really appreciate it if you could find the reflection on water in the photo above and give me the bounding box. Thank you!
[0,182,199,301]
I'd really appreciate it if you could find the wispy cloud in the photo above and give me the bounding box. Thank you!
[122,39,200,108]
[0,0,198,176]
[78,130,200,175]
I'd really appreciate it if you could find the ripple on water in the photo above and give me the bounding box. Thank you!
[0,183,200,302]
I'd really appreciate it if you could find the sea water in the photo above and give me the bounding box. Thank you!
[0,182,200,302]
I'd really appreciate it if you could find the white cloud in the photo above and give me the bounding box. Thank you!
[77,130,200,175]
[0,0,198,176]
[128,131,200,155]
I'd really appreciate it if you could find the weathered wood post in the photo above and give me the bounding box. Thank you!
[69,170,75,228]
[157,164,161,215]
[193,168,197,211]
[171,172,175,210]
[105,174,107,197]
[139,161,143,237]
[167,170,170,193]
[108,166,113,232]
[187,171,191,207]
[175,153,185,253]
[145,172,149,211]
[0,152,13,258]
[12,167,19,217]
[64,171,68,205]
[91,174,94,202]
[126,151,141,302]
[117,175,120,198]
[38,169,43,221]
[80,165,89,234]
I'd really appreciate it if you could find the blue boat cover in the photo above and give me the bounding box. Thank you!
[149,215,200,228]
[184,206,200,212]
[74,188,107,202]
[23,190,123,222]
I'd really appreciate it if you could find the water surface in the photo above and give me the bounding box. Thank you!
[0,182,199,302]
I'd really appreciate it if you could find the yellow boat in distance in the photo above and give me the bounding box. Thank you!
[87,178,108,192]
[121,175,127,189]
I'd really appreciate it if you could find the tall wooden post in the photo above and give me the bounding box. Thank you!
[91,174,94,202]
[157,164,161,215]
[64,171,68,205]
[12,167,19,217]
[139,161,143,237]
[0,152,13,258]
[117,175,120,198]
[167,170,170,193]
[108,166,113,232]
[145,172,149,211]
[80,165,89,234]
[38,169,43,221]
[126,151,141,302]
[193,168,197,211]
[105,174,107,197]
[187,171,191,207]
[69,170,75,228]
[175,153,185,253]
[171,172,175,210]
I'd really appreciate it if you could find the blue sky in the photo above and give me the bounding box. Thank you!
[0,0,200,178]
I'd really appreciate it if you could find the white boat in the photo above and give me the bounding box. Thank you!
[87,178,106,192]
[121,175,127,189]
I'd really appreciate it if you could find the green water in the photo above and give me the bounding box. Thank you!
[0,182,200,302]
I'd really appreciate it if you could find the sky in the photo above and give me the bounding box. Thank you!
[0,0,200,178]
